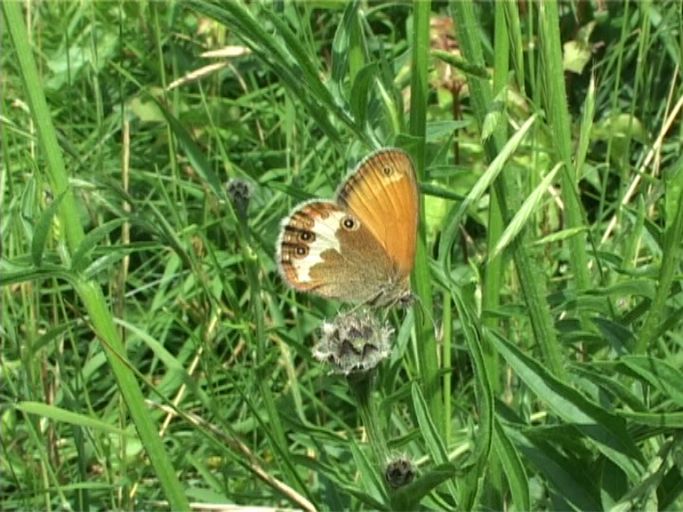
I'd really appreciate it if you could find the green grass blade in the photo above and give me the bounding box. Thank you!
[31,191,66,266]
[5,2,682,509]
[452,290,494,510]
[490,162,562,261]
[3,3,190,509]
[489,331,645,480]
[539,0,591,297]
[635,157,683,352]
[450,0,565,378]
[493,418,530,511]
[616,411,683,428]
[188,0,366,145]
[4,6,84,251]
[620,356,683,407]
[409,0,441,435]
[503,423,602,510]
[157,101,225,200]
[438,115,537,262]
[348,440,387,505]
[71,219,126,272]
[411,383,459,503]
[16,402,133,437]
[575,75,596,181]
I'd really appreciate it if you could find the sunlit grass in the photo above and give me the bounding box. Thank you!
[2,1,683,510]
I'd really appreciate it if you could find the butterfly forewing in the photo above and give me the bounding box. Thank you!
[337,149,418,278]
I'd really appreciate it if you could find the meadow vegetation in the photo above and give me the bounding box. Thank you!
[2,1,683,510]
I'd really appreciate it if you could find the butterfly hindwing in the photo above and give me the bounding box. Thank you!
[277,200,395,303]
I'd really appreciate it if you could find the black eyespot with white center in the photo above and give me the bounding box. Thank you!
[295,245,308,257]
[341,215,360,231]
[383,165,393,176]
[298,230,314,242]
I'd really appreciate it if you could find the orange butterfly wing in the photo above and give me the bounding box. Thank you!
[337,148,419,279]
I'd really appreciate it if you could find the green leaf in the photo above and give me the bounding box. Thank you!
[590,316,636,354]
[71,219,126,273]
[620,356,683,407]
[593,113,650,145]
[438,114,537,263]
[17,401,132,437]
[563,40,592,74]
[488,331,645,479]
[391,463,459,510]
[0,261,72,287]
[330,0,360,95]
[156,100,225,200]
[349,63,378,128]
[451,290,493,510]
[31,191,67,267]
[481,87,507,141]
[532,226,588,245]
[572,364,646,412]
[664,153,683,229]
[575,75,596,180]
[616,411,683,428]
[432,49,491,79]
[503,423,602,510]
[348,439,387,507]
[411,384,459,502]
[493,418,530,511]
[426,120,471,142]
[490,162,562,261]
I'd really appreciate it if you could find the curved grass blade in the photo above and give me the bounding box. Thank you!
[488,331,645,480]
[438,115,536,264]
[489,162,562,262]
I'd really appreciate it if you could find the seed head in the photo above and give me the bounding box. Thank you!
[313,310,392,375]
[384,456,416,489]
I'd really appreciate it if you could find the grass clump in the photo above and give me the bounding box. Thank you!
[2,1,683,510]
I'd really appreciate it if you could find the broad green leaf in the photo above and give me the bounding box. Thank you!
[620,356,683,407]
[488,331,644,479]
[504,423,602,510]
[494,418,530,511]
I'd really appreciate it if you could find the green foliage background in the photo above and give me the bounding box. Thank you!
[2,1,683,510]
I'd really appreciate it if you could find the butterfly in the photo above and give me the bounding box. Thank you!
[277,148,418,306]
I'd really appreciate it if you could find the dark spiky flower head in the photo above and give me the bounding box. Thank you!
[385,455,416,489]
[313,310,392,375]
[226,178,252,221]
